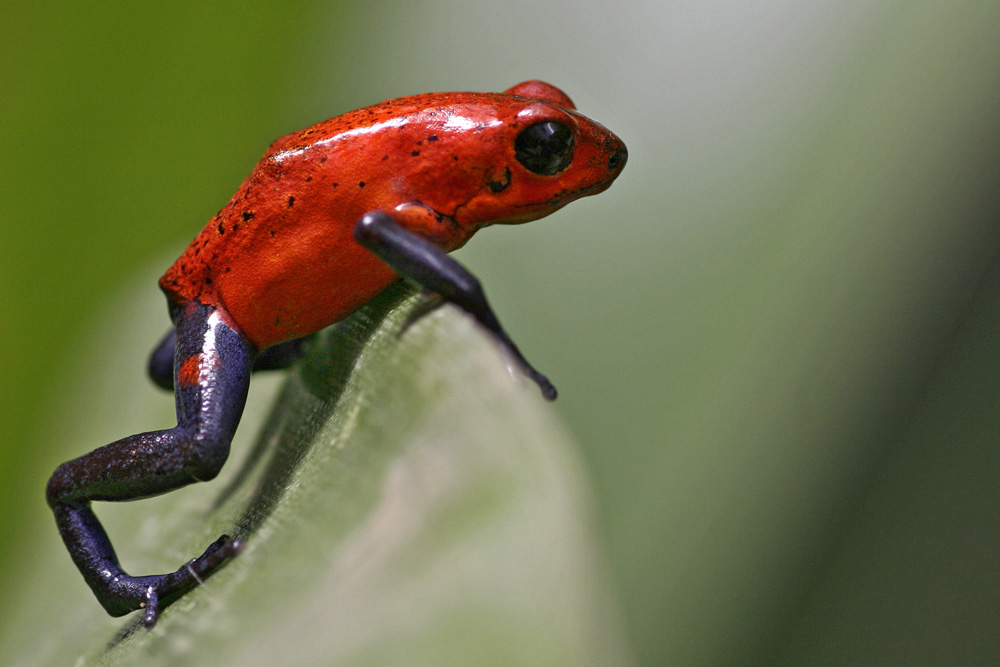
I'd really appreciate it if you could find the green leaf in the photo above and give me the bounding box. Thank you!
[2,282,628,666]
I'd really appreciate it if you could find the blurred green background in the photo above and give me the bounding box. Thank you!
[2,1,999,664]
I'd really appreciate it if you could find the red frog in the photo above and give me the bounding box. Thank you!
[47,80,627,627]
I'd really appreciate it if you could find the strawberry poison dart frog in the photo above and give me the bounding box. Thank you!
[47,80,627,627]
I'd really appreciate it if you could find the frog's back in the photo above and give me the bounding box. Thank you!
[158,128,393,349]
[159,91,502,348]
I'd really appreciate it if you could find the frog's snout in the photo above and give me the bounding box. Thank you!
[607,144,627,174]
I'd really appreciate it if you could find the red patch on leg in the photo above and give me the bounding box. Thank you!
[176,354,202,387]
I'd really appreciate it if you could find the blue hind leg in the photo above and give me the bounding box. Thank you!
[48,302,253,627]
[149,328,310,390]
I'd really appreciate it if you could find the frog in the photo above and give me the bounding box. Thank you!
[47,80,627,628]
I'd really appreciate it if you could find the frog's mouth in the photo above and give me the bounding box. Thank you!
[519,177,616,210]
[570,177,616,199]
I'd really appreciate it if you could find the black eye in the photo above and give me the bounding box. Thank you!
[514,121,575,175]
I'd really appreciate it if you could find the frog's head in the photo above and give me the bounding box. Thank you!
[453,80,627,228]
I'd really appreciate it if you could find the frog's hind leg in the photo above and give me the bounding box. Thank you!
[47,302,253,628]
[149,328,310,390]
[148,328,177,390]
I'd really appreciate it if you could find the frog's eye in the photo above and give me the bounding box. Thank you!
[514,121,575,176]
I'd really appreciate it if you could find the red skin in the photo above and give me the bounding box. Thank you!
[160,81,625,350]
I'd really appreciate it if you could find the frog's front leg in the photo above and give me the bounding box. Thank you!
[354,210,557,400]
[46,301,253,628]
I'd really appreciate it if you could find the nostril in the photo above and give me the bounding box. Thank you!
[607,148,627,172]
